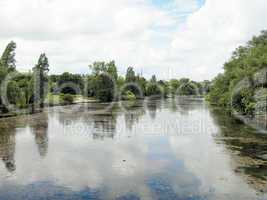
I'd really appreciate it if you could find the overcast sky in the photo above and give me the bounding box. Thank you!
[0,0,266,81]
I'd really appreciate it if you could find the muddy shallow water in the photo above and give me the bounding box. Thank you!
[0,97,266,200]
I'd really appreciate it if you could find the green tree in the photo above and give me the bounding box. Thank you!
[208,30,267,114]
[0,41,16,72]
[106,60,118,81]
[178,81,198,96]
[33,53,49,108]
[201,80,211,94]
[146,75,162,97]
[57,72,84,94]
[126,67,136,82]
[151,75,157,83]
[117,76,125,89]
[88,61,118,102]
[158,80,169,98]
[136,75,147,98]
[124,67,146,98]
[95,74,115,102]
[0,42,18,112]
[89,61,106,76]
[169,79,180,96]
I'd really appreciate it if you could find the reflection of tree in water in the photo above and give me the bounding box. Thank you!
[175,96,204,115]
[210,108,267,192]
[0,116,33,172]
[30,114,49,158]
[146,99,162,120]
[57,111,83,126]
[0,128,16,172]
[55,104,119,140]
[82,105,119,140]
[123,101,146,131]
[92,112,117,140]
[169,97,178,113]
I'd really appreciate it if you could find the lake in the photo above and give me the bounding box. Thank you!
[0,97,266,200]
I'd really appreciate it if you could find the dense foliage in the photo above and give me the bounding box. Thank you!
[208,30,267,115]
[50,72,84,94]
[0,41,33,112]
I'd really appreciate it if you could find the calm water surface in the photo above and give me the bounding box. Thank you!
[0,98,266,200]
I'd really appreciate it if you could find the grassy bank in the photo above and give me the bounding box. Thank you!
[0,94,97,118]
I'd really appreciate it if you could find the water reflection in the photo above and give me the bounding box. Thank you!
[146,99,162,120]
[175,96,204,115]
[30,114,49,158]
[92,113,117,140]
[0,98,266,199]
[210,107,267,193]
[0,128,16,172]
[124,101,146,131]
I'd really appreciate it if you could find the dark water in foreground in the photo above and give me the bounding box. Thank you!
[0,98,266,200]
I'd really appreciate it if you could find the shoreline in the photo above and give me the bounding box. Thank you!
[0,98,98,119]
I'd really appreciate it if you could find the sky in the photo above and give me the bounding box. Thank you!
[0,0,267,81]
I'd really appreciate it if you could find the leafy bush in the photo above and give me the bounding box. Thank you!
[177,82,198,96]
[98,75,115,102]
[60,93,74,104]
[122,90,136,101]
[146,83,162,97]
[232,88,255,114]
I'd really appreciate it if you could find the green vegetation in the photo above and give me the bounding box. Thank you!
[50,72,84,94]
[208,30,267,115]
[1,30,266,119]
[146,75,163,97]
[0,41,207,116]
[169,78,208,96]
[59,93,74,105]
[122,91,136,101]
[0,41,34,113]
[33,53,50,109]
[45,93,61,105]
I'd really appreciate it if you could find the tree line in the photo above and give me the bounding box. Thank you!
[0,41,210,114]
[207,30,267,115]
[0,42,50,113]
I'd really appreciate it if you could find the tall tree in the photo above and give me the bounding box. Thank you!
[169,79,180,96]
[95,74,115,102]
[89,61,106,76]
[106,60,118,81]
[0,41,16,72]
[88,61,117,102]
[125,67,136,82]
[151,75,157,83]
[33,53,49,108]
[0,41,17,113]
[146,75,162,97]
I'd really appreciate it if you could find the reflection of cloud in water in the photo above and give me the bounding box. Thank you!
[11,130,153,198]
[0,98,266,199]
[169,135,258,198]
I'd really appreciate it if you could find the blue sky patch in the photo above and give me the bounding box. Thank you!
[152,0,205,11]
[151,0,205,27]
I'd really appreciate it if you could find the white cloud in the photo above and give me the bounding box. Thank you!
[170,0,267,80]
[0,0,266,80]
